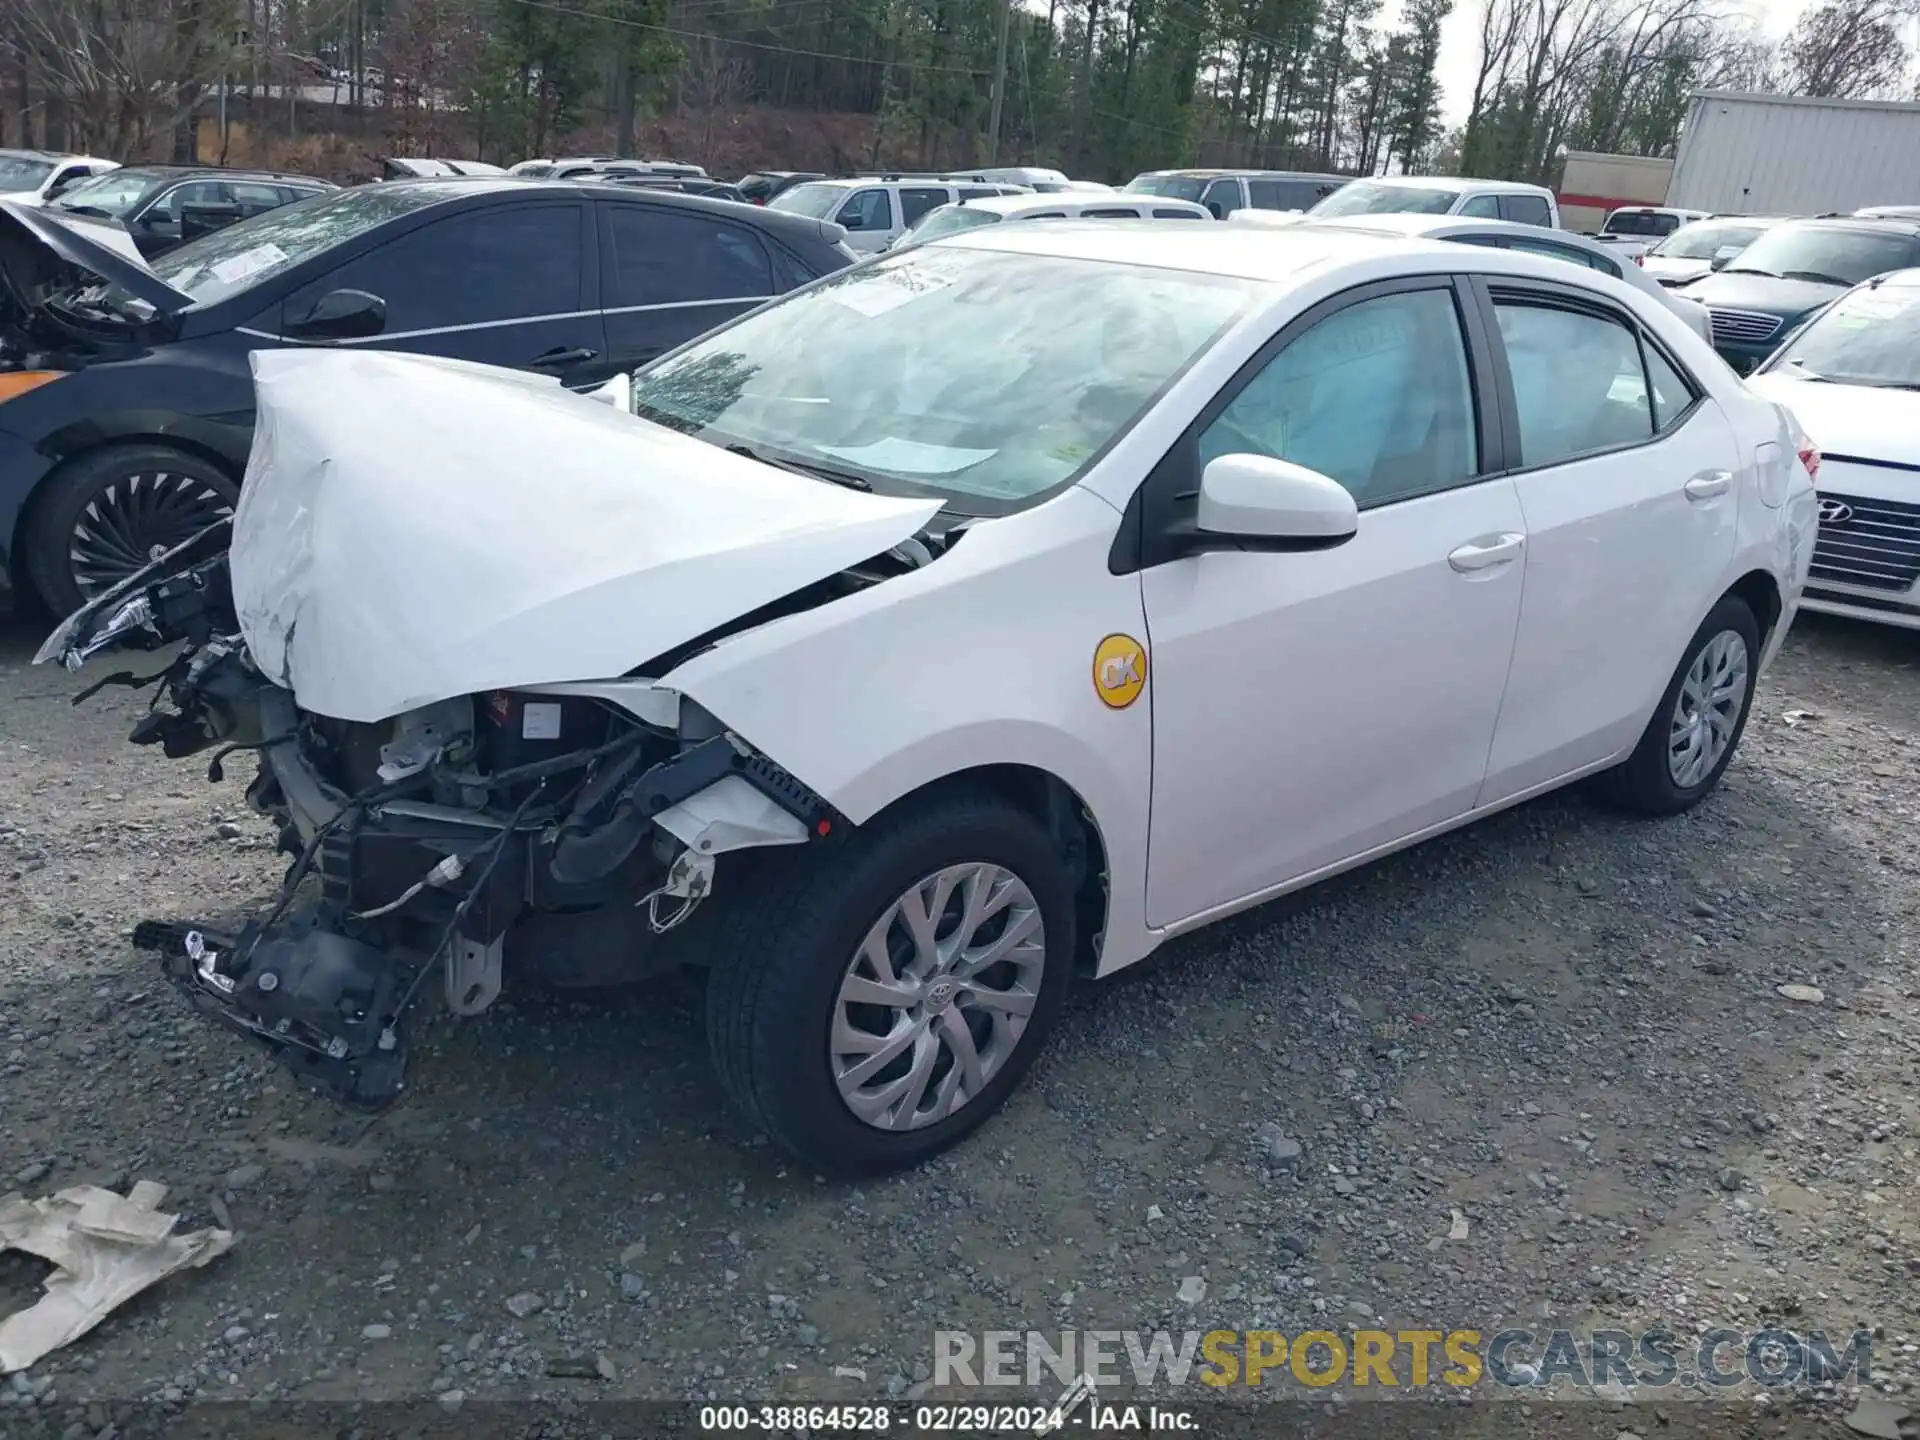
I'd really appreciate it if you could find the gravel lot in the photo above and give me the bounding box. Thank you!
[2,603,1918,1430]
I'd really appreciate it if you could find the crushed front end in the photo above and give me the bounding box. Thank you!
[40,533,841,1111]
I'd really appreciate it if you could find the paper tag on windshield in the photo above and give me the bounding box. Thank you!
[521,702,563,740]
[209,243,289,285]
[827,259,958,318]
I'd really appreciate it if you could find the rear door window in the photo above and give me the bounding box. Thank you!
[1458,194,1503,218]
[604,204,774,307]
[1246,179,1284,209]
[1499,194,1553,227]
[1153,207,1205,219]
[1082,207,1143,219]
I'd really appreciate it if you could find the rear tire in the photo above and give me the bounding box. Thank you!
[1591,595,1760,816]
[23,443,238,616]
[705,792,1075,1177]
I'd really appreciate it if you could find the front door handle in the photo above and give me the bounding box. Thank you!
[1448,532,1525,573]
[1684,470,1733,501]
[529,345,599,368]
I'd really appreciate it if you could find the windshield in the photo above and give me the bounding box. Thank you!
[51,170,159,217]
[1651,221,1764,261]
[628,246,1260,511]
[1723,225,1917,287]
[1123,175,1206,203]
[1309,181,1457,217]
[768,182,848,219]
[0,155,56,193]
[1602,211,1679,238]
[901,205,1001,244]
[1765,283,1920,388]
[139,184,470,306]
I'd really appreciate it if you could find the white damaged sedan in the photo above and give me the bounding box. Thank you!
[41,221,1818,1175]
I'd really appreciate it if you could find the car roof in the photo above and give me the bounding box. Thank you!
[942,216,1466,282]
[1308,212,1566,241]
[1775,215,1920,236]
[102,164,327,183]
[959,192,1191,217]
[1351,175,1549,195]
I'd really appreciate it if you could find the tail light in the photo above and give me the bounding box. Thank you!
[1797,434,1820,480]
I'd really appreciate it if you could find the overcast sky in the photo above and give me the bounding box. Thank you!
[1416,0,1820,125]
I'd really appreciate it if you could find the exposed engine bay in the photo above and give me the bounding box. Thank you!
[45,518,960,1111]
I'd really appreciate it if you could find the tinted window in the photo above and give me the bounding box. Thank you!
[836,188,893,232]
[1458,194,1502,218]
[1010,211,1067,221]
[899,186,949,225]
[149,180,226,220]
[1246,179,1284,209]
[606,205,772,306]
[957,186,1000,201]
[229,181,286,215]
[286,204,584,332]
[1602,210,1678,237]
[1645,344,1695,432]
[1154,207,1205,219]
[1082,207,1142,219]
[1202,179,1242,216]
[1496,301,1653,464]
[1500,194,1552,227]
[1199,288,1478,508]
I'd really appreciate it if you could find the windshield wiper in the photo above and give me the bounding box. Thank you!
[58,204,114,219]
[724,441,872,491]
[1721,266,1779,278]
[1779,269,1853,287]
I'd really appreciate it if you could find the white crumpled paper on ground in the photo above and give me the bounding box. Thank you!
[0,1181,234,1373]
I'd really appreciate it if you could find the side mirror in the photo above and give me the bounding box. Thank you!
[179,203,241,242]
[1205,200,1223,219]
[284,288,387,340]
[1193,453,1358,551]
[840,210,866,230]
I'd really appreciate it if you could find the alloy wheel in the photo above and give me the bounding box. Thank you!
[830,862,1047,1131]
[1667,628,1750,789]
[69,471,236,599]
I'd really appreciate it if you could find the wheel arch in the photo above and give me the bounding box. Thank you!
[1722,567,1783,646]
[13,431,243,610]
[861,762,1114,977]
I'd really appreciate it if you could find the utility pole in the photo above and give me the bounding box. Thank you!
[987,0,1012,164]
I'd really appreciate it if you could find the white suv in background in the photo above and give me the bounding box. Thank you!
[1310,176,1560,228]
[769,177,1033,252]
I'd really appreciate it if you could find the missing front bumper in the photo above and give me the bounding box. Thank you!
[135,916,412,1111]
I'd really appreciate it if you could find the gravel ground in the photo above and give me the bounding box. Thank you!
[2,604,1918,1431]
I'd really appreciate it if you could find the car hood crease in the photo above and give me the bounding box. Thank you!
[0,198,191,315]
[231,350,943,722]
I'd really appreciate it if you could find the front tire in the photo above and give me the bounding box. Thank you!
[705,792,1075,1176]
[23,443,239,616]
[1592,595,1760,815]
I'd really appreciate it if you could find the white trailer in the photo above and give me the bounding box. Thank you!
[1669,90,1920,215]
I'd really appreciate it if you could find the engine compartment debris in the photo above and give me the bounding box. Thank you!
[0,1182,235,1373]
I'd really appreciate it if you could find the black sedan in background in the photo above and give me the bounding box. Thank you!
[50,165,335,256]
[0,178,856,614]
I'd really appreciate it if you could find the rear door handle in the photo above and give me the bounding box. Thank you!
[530,345,599,368]
[1448,532,1525,573]
[1684,470,1732,501]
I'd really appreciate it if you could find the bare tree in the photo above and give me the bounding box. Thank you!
[1782,0,1915,98]
[680,35,748,156]
[14,0,242,157]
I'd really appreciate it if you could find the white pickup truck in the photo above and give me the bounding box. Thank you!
[1588,205,1710,261]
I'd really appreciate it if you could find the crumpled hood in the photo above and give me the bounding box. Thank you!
[0,198,190,316]
[1747,372,1920,467]
[232,349,942,722]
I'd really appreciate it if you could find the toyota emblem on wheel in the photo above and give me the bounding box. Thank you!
[1818,499,1853,525]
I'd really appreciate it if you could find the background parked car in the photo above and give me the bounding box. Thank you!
[1307,176,1560,228]
[1587,205,1710,260]
[768,176,1031,251]
[49,166,336,256]
[735,171,824,205]
[1746,268,1920,631]
[1249,209,1713,345]
[889,191,1211,248]
[1636,216,1784,288]
[0,150,119,207]
[0,178,854,614]
[1676,215,1920,372]
[380,157,508,178]
[1123,168,1347,216]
